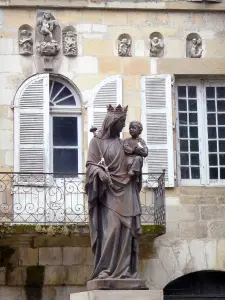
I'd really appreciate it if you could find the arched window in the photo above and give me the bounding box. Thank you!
[14,74,82,175]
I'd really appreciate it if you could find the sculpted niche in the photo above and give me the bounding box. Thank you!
[62,26,77,57]
[36,10,60,71]
[149,32,164,57]
[118,34,132,57]
[86,105,148,290]
[18,25,33,56]
[186,33,203,58]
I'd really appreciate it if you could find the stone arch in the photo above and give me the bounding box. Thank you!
[149,32,164,57]
[118,33,132,57]
[164,270,225,298]
[186,32,203,58]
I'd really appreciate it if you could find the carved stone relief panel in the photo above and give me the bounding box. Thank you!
[62,26,77,57]
[118,33,132,57]
[149,32,164,57]
[18,25,33,56]
[35,10,61,71]
[186,33,203,58]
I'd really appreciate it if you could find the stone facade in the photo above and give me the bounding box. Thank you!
[1,1,225,299]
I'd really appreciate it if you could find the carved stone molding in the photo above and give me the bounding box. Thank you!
[18,25,33,56]
[186,33,203,58]
[118,33,132,57]
[62,26,77,57]
[35,10,61,71]
[149,32,164,57]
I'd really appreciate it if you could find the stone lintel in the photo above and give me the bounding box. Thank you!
[1,0,225,12]
[70,290,163,300]
[87,279,148,291]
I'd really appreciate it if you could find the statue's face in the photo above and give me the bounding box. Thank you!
[112,116,126,134]
[153,37,158,43]
[192,38,197,44]
[129,123,141,138]
[44,13,51,20]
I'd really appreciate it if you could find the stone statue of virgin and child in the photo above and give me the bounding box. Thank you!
[85,104,148,290]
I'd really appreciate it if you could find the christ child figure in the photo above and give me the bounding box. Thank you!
[124,121,148,176]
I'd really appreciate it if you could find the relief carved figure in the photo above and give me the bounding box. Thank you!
[186,33,203,58]
[118,34,132,57]
[19,26,33,56]
[36,11,60,57]
[63,27,77,56]
[86,105,148,290]
[149,32,164,57]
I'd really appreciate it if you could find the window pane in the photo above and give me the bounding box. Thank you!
[190,140,199,152]
[179,127,188,138]
[217,87,225,98]
[208,127,217,139]
[219,140,225,152]
[178,99,187,111]
[191,167,200,179]
[210,168,218,179]
[189,100,197,111]
[178,86,186,97]
[180,140,188,151]
[189,113,198,125]
[218,127,225,138]
[54,86,72,102]
[217,101,225,112]
[50,81,64,100]
[180,153,189,165]
[57,96,76,106]
[207,100,215,112]
[207,114,216,125]
[209,154,218,166]
[189,127,198,138]
[188,86,197,98]
[191,153,199,165]
[218,114,225,125]
[206,87,215,98]
[219,154,225,165]
[53,117,78,146]
[53,149,78,173]
[208,141,217,152]
[220,168,225,179]
[179,113,187,125]
[181,167,189,179]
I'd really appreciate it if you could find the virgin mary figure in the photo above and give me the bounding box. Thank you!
[85,104,143,282]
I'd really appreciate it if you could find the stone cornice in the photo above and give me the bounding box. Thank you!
[1,0,225,12]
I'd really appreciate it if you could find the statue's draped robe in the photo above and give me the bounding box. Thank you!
[86,115,142,279]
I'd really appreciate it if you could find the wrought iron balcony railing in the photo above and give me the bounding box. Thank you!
[0,172,165,226]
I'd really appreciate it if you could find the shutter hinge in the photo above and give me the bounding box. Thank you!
[172,122,176,130]
[171,75,175,86]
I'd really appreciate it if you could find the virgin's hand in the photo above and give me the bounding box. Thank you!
[98,170,108,183]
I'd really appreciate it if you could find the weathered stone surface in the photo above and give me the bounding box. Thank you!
[70,290,163,300]
[87,279,148,291]
[63,247,93,266]
[179,221,207,238]
[19,247,38,266]
[7,267,26,286]
[64,266,93,285]
[39,247,62,266]
[201,205,225,220]
[166,205,200,221]
[209,221,225,238]
[0,268,6,286]
[44,266,66,285]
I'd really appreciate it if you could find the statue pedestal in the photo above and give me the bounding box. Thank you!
[87,279,148,290]
[70,290,163,300]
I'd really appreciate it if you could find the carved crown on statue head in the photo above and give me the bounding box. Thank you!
[107,104,128,116]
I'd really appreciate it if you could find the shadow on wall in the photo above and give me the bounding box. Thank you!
[164,270,225,298]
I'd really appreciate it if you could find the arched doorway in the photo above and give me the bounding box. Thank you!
[164,271,225,299]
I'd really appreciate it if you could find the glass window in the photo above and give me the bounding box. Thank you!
[53,117,78,173]
[177,85,200,180]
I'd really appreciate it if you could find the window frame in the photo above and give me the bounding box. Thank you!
[176,78,225,186]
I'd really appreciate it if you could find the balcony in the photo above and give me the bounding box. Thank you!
[0,172,165,228]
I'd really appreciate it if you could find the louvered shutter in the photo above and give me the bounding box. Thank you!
[141,74,174,187]
[88,75,122,143]
[14,74,50,175]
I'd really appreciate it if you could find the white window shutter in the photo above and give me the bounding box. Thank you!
[141,74,174,187]
[14,74,50,174]
[88,75,122,143]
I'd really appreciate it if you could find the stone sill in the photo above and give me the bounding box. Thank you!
[1,0,225,11]
[0,224,165,247]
